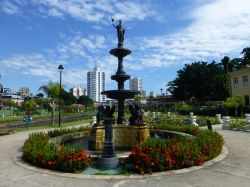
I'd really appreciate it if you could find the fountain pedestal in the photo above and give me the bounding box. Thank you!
[96,118,119,169]
[89,124,150,151]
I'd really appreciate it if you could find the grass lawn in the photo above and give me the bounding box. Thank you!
[14,118,93,133]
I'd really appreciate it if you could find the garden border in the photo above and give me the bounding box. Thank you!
[13,145,228,180]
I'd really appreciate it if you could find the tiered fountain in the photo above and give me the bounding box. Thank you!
[89,19,150,167]
[102,19,138,124]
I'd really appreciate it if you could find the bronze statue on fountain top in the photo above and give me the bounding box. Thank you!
[112,18,125,47]
[102,18,138,124]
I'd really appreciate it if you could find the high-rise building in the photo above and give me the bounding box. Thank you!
[129,77,142,94]
[87,65,106,102]
[70,87,86,98]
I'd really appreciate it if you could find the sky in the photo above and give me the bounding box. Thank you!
[1,0,250,96]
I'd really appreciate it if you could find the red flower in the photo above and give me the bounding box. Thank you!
[131,150,136,155]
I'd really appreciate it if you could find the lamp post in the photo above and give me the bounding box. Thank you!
[160,88,163,96]
[58,65,64,127]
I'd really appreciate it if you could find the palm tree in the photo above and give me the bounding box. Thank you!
[39,81,63,125]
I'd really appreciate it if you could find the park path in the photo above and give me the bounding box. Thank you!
[0,125,250,187]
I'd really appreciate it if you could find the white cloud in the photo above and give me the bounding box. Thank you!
[4,0,157,23]
[0,33,108,87]
[126,0,250,70]
[47,8,63,18]
[56,34,106,58]
[0,1,19,15]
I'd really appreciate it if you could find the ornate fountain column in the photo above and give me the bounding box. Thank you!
[102,19,138,124]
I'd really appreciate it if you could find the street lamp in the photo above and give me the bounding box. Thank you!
[58,65,64,127]
[160,88,163,96]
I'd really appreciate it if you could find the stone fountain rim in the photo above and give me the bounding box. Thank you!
[14,145,228,179]
[14,125,228,179]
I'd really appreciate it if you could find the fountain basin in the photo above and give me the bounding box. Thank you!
[110,47,131,57]
[102,90,138,100]
[54,127,194,153]
[111,74,130,82]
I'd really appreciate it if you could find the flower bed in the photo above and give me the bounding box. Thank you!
[22,127,91,173]
[125,125,224,174]
[22,125,224,175]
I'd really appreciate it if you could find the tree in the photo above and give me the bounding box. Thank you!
[36,93,44,98]
[77,96,93,107]
[167,61,230,101]
[7,99,16,109]
[22,100,36,116]
[224,96,243,117]
[61,91,77,106]
[241,47,250,67]
[39,81,63,125]
[221,56,230,73]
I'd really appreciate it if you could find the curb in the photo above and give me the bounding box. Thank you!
[13,145,228,180]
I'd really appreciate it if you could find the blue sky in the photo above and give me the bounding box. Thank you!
[0,0,250,96]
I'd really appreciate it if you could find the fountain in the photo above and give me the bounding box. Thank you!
[102,19,138,124]
[89,19,150,168]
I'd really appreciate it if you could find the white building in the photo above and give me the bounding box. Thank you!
[70,87,86,98]
[87,65,106,102]
[129,77,142,94]
[19,87,31,96]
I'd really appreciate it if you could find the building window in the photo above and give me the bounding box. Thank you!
[245,95,249,106]
[233,77,239,88]
[242,75,248,87]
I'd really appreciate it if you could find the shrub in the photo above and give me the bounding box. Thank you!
[229,119,246,130]
[196,116,220,126]
[125,125,224,174]
[149,123,200,136]
[22,127,91,173]
[47,126,90,138]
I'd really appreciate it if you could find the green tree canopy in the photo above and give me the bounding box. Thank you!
[241,47,250,67]
[39,81,63,99]
[38,81,64,125]
[224,96,243,117]
[167,61,230,101]
[77,95,93,107]
[61,91,77,106]
[22,99,36,115]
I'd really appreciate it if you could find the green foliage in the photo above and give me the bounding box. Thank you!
[22,99,36,115]
[167,61,229,101]
[126,126,224,174]
[39,81,63,99]
[149,123,200,136]
[240,47,250,67]
[77,95,93,107]
[171,103,194,115]
[196,116,220,126]
[22,127,91,173]
[229,119,246,130]
[47,126,90,138]
[61,91,77,106]
[224,96,243,117]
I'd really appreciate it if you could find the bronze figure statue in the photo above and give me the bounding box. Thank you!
[112,18,125,47]
[128,103,144,126]
[96,105,105,124]
[96,105,115,125]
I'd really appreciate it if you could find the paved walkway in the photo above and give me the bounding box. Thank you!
[0,125,250,187]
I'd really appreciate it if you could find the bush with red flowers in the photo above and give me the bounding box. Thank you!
[125,126,223,174]
[22,129,91,173]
